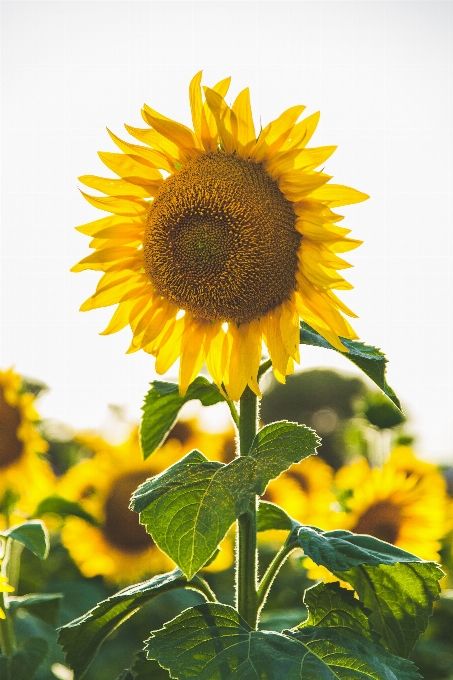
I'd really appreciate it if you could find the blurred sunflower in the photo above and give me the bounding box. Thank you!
[338,459,447,561]
[0,368,54,525]
[262,455,337,529]
[0,569,14,619]
[72,72,368,401]
[59,427,232,583]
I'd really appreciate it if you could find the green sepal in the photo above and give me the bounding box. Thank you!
[35,495,100,526]
[8,593,63,626]
[58,569,190,680]
[0,521,49,559]
[145,602,421,679]
[338,561,444,658]
[0,637,49,680]
[293,525,422,571]
[140,378,225,459]
[299,321,401,409]
[131,422,318,578]
[257,501,299,532]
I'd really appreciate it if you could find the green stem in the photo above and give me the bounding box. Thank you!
[257,358,272,380]
[257,541,299,614]
[0,538,21,657]
[225,396,239,428]
[237,386,259,628]
[190,575,218,603]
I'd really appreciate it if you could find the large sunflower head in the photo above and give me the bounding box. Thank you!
[339,460,448,561]
[0,368,54,523]
[72,73,368,401]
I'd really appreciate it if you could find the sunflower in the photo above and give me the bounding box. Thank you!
[338,459,448,561]
[72,73,368,401]
[59,427,232,582]
[0,368,54,524]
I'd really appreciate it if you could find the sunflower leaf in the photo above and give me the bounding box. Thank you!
[9,593,63,627]
[57,569,189,680]
[140,377,225,459]
[338,561,444,658]
[301,582,375,640]
[257,500,300,532]
[130,652,170,679]
[131,423,318,578]
[0,637,49,680]
[299,321,401,409]
[145,602,421,680]
[293,525,422,571]
[0,520,49,559]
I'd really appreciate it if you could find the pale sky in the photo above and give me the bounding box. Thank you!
[1,1,452,461]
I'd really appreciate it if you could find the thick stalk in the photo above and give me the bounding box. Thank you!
[237,386,258,628]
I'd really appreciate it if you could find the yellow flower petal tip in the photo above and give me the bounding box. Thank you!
[72,74,368,400]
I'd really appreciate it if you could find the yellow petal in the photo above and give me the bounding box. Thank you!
[107,128,174,174]
[200,76,232,152]
[280,111,321,152]
[98,151,163,184]
[310,184,370,207]
[78,175,156,198]
[142,104,202,155]
[124,124,183,165]
[154,318,185,373]
[232,88,256,158]
[100,300,136,335]
[203,87,238,155]
[189,70,204,143]
[79,191,149,216]
[179,321,209,397]
[263,308,290,377]
[280,299,300,362]
[75,214,144,237]
[251,105,306,163]
[224,324,249,402]
[71,246,137,272]
[206,324,228,389]
[278,171,331,200]
[265,146,336,179]
[88,224,145,241]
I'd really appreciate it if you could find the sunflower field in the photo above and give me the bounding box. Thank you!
[1,73,452,680]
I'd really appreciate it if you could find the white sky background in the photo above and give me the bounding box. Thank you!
[1,1,452,461]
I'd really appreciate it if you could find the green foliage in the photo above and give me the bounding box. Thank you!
[131,423,318,578]
[301,582,375,640]
[35,496,100,526]
[0,521,49,559]
[146,602,421,679]
[0,637,49,680]
[140,378,225,459]
[294,525,422,571]
[339,562,444,658]
[8,593,63,627]
[57,569,189,679]
[360,391,406,430]
[299,322,401,409]
[257,501,298,532]
[130,652,170,679]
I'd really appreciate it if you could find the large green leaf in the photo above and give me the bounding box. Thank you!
[35,496,99,526]
[0,520,49,559]
[339,561,443,658]
[0,637,49,680]
[146,603,421,679]
[301,582,374,640]
[131,652,170,679]
[299,322,401,409]
[9,593,63,626]
[140,378,225,459]
[294,525,421,571]
[131,423,318,578]
[58,569,189,680]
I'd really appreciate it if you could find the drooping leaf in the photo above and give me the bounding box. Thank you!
[132,424,318,578]
[299,322,401,409]
[58,569,189,680]
[140,378,224,459]
[0,520,49,559]
[339,561,443,658]
[146,603,421,680]
[0,637,49,680]
[35,496,100,526]
[257,501,300,533]
[9,592,63,626]
[301,582,374,641]
[294,525,421,571]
